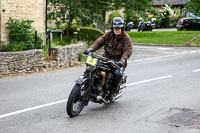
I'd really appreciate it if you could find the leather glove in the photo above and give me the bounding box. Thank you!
[83,48,94,54]
[117,59,126,67]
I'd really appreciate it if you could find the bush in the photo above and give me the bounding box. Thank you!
[124,9,137,23]
[6,18,34,43]
[79,27,104,43]
[5,18,43,51]
[69,24,79,38]
[1,42,32,52]
[108,11,121,23]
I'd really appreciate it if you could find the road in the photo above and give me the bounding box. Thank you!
[1,45,200,133]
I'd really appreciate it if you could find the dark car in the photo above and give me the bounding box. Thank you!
[176,17,200,31]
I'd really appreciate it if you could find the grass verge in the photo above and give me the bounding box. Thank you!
[128,31,200,46]
[194,38,200,46]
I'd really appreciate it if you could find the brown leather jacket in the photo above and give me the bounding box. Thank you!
[91,31,133,62]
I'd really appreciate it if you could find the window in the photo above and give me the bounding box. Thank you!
[192,19,198,24]
[197,19,200,24]
[184,19,190,24]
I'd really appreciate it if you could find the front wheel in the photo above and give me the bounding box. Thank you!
[66,84,87,117]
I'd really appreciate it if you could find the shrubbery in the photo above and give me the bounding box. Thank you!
[108,11,121,23]
[3,18,43,52]
[79,27,104,43]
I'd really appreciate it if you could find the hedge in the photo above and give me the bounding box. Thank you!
[108,11,121,23]
[79,27,104,42]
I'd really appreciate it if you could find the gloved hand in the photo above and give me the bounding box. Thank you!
[117,59,126,67]
[83,48,94,54]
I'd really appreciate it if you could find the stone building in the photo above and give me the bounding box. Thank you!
[152,0,190,9]
[0,0,46,42]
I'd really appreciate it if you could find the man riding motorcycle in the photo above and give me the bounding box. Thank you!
[84,17,133,102]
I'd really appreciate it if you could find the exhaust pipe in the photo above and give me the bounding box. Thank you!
[96,93,122,103]
[115,93,122,100]
[96,96,109,104]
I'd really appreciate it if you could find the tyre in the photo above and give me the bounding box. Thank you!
[182,28,187,31]
[66,84,87,117]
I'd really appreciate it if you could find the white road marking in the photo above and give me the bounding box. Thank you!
[192,69,200,73]
[0,99,68,119]
[133,55,175,62]
[158,48,174,50]
[130,49,200,63]
[134,46,174,51]
[125,75,173,87]
[0,75,172,119]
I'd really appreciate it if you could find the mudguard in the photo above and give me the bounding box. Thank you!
[75,76,88,85]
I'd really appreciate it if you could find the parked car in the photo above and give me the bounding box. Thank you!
[176,17,200,31]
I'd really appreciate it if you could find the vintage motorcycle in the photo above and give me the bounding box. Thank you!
[66,52,127,117]
[138,21,152,31]
[138,18,156,32]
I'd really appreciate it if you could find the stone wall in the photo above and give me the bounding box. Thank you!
[0,43,86,77]
[51,43,86,68]
[0,0,46,42]
[0,50,44,77]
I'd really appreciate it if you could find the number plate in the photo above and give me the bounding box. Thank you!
[85,56,97,67]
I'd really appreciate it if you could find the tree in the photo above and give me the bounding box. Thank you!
[114,0,152,22]
[186,0,200,16]
[48,0,114,34]
[48,0,152,35]
[78,0,114,30]
[48,0,82,36]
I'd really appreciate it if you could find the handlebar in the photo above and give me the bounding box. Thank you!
[85,52,120,68]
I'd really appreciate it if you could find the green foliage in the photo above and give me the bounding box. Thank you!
[51,35,78,47]
[2,42,32,52]
[48,0,113,35]
[79,50,86,63]
[124,9,137,23]
[113,0,152,11]
[68,24,79,37]
[48,0,152,33]
[186,0,200,16]
[48,0,82,36]
[79,27,104,44]
[5,18,43,51]
[0,41,5,52]
[157,5,171,27]
[108,11,121,23]
[195,38,200,45]
[6,18,34,43]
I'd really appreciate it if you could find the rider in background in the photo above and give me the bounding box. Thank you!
[84,17,133,102]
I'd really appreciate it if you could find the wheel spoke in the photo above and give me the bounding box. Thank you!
[73,101,82,112]
[67,83,88,117]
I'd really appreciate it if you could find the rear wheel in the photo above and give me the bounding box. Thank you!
[66,84,87,117]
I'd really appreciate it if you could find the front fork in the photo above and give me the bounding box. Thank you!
[75,71,95,106]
